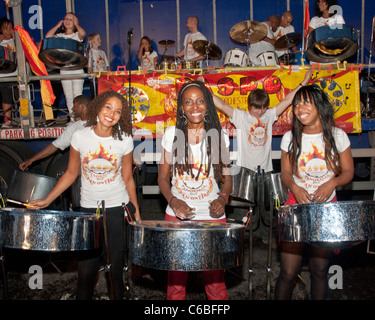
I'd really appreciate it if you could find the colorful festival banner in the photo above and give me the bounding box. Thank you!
[98,68,361,138]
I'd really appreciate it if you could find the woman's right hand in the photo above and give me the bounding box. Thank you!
[291,184,313,204]
[19,159,33,171]
[28,199,51,210]
[169,197,196,220]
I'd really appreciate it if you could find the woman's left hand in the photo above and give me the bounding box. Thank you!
[312,180,335,203]
[209,197,226,218]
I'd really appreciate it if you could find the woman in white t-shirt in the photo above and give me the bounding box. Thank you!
[275,84,354,300]
[30,90,141,300]
[137,36,158,71]
[158,81,232,300]
[45,13,86,122]
[308,0,345,35]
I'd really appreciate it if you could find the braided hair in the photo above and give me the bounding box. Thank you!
[172,80,230,183]
[86,90,132,140]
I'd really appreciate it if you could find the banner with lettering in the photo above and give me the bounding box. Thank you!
[98,68,361,138]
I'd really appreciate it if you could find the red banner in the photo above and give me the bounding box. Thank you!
[98,68,361,138]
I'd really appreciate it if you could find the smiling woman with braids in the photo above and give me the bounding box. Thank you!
[158,80,232,300]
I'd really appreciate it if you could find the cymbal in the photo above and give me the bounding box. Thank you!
[158,40,175,46]
[192,40,222,59]
[229,20,267,44]
[274,32,302,50]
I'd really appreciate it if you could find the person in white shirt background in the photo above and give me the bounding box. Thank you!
[87,33,109,96]
[45,12,86,123]
[308,0,345,34]
[137,36,158,71]
[175,16,207,68]
[273,11,297,60]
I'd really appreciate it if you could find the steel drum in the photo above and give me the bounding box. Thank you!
[278,200,375,246]
[264,172,289,205]
[128,220,244,271]
[7,170,57,204]
[38,37,88,70]
[0,207,101,251]
[306,24,358,63]
[231,165,256,203]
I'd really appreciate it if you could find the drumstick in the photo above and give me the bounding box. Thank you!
[6,199,35,208]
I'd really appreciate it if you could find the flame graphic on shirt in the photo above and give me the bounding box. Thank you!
[82,144,118,175]
[248,118,267,146]
[299,143,327,178]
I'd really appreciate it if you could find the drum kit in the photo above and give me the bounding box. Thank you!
[156,38,222,70]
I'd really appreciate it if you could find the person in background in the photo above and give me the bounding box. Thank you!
[158,80,232,300]
[29,90,141,300]
[275,84,354,300]
[175,16,207,67]
[247,15,280,66]
[308,0,345,35]
[274,11,297,61]
[0,17,17,128]
[45,12,86,123]
[19,95,91,171]
[137,36,158,71]
[87,33,109,97]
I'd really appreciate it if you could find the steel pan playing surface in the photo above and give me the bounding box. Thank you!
[278,200,375,245]
[0,208,101,251]
[128,220,244,271]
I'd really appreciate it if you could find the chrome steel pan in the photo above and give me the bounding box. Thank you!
[128,220,244,271]
[0,208,101,251]
[264,172,289,205]
[231,165,256,203]
[7,170,57,203]
[279,200,375,244]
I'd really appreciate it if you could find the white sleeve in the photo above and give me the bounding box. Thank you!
[280,131,292,152]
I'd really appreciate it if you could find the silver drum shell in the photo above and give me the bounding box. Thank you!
[0,208,101,251]
[128,220,244,271]
[278,200,375,244]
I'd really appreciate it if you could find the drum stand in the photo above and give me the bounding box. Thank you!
[0,247,8,299]
[122,202,131,298]
[98,200,115,300]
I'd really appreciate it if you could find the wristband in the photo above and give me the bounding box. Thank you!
[217,192,229,204]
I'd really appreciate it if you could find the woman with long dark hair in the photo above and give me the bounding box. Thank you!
[275,84,354,300]
[308,0,345,35]
[158,80,232,300]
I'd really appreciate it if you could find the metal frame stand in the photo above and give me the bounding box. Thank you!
[122,202,131,297]
[0,247,8,300]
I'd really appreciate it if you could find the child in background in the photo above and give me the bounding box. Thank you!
[87,33,109,97]
[0,17,17,128]
[45,12,86,123]
[137,36,158,71]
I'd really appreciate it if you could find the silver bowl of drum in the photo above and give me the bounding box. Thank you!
[278,200,375,247]
[0,207,101,251]
[128,220,244,271]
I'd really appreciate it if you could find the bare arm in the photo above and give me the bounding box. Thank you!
[73,15,86,40]
[45,20,63,38]
[158,147,195,219]
[121,152,141,221]
[29,146,81,209]
[275,69,313,117]
[312,146,354,201]
[19,143,59,170]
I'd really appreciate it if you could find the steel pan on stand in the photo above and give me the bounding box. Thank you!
[0,46,16,73]
[128,220,244,271]
[38,37,88,70]
[305,24,358,63]
[278,200,375,247]
[0,208,101,251]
